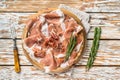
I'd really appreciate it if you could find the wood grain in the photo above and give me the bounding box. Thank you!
[0,0,120,79]
[0,66,120,80]
[1,39,120,65]
[0,0,120,12]
[0,13,120,39]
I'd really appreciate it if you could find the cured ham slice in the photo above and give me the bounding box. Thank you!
[55,58,64,67]
[33,46,45,58]
[68,52,77,65]
[24,34,41,47]
[45,12,60,18]
[45,12,60,25]
[40,49,57,71]
[29,20,42,36]
[26,19,34,31]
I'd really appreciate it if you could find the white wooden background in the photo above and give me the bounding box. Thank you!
[0,0,120,80]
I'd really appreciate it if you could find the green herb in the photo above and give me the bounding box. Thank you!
[65,34,77,61]
[86,27,101,71]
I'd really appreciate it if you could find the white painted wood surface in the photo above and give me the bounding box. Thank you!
[0,66,120,80]
[1,40,120,66]
[0,0,120,12]
[0,13,120,39]
[0,0,120,79]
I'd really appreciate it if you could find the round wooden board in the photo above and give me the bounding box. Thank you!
[22,8,86,73]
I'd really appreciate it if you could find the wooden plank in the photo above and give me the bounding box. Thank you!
[0,39,31,65]
[1,39,120,65]
[0,66,120,80]
[0,55,31,65]
[78,40,120,65]
[0,0,120,12]
[0,13,120,39]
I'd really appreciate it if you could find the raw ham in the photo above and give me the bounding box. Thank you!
[45,12,60,25]
[24,34,41,47]
[45,12,60,18]
[55,58,64,67]
[40,49,57,71]
[68,52,77,65]
[26,19,34,32]
[33,46,45,58]
[29,20,42,36]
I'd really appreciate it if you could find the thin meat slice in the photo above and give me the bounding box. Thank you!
[43,37,55,48]
[64,27,74,39]
[43,34,59,48]
[40,49,57,70]
[34,50,45,58]
[50,30,59,40]
[61,39,68,53]
[68,52,77,65]
[48,23,63,36]
[55,58,64,67]
[29,20,42,36]
[64,19,78,39]
[45,12,60,18]
[48,24,57,33]
[24,34,41,47]
[26,19,34,32]
[45,11,61,25]
[64,17,78,29]
[46,18,60,25]
[33,46,45,58]
[77,35,82,44]
[55,24,63,35]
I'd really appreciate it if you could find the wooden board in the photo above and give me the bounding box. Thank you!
[22,8,86,73]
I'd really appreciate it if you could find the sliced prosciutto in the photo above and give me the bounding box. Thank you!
[23,9,83,73]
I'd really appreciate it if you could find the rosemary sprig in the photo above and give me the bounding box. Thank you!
[86,27,101,71]
[65,34,77,61]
